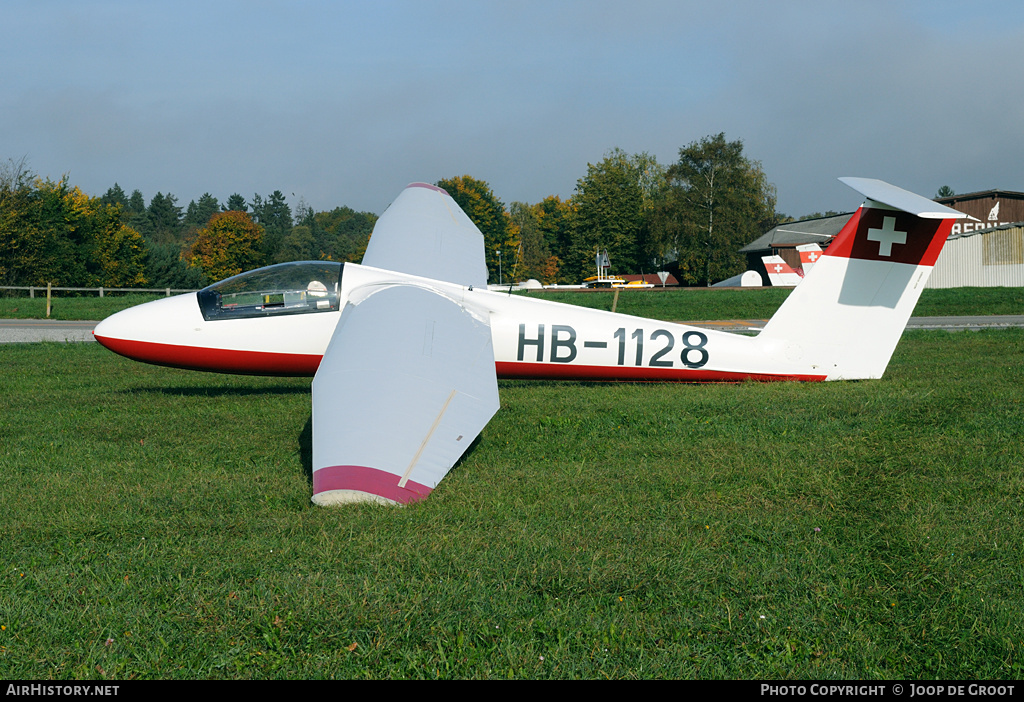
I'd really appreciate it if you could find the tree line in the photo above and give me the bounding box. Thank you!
[445,134,778,286]
[0,157,377,290]
[1,133,784,289]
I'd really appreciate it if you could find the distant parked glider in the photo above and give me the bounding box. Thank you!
[797,243,823,275]
[94,178,967,506]
[761,254,803,286]
[762,243,823,286]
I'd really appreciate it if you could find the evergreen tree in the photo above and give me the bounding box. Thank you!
[535,195,574,283]
[101,183,128,208]
[223,193,248,212]
[183,193,221,229]
[145,241,207,289]
[147,192,183,245]
[251,190,292,262]
[124,189,149,236]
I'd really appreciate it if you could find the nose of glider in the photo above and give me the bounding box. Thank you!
[93,293,206,367]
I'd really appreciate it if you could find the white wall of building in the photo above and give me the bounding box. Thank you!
[928,224,1024,288]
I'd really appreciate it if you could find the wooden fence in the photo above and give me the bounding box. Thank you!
[0,285,196,298]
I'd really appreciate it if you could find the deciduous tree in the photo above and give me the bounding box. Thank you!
[654,133,777,286]
[297,206,377,263]
[90,218,147,287]
[435,175,517,284]
[567,149,660,281]
[0,164,147,287]
[185,210,264,282]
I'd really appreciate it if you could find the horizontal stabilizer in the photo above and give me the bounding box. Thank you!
[839,177,970,219]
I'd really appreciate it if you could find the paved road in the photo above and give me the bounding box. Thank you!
[0,319,98,343]
[902,315,1024,331]
[684,315,1024,333]
[2,316,1023,343]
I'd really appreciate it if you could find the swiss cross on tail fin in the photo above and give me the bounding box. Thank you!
[762,255,802,286]
[758,178,972,381]
[825,208,950,266]
[826,178,970,266]
[797,243,822,274]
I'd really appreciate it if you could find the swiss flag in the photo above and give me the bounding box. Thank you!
[826,208,953,267]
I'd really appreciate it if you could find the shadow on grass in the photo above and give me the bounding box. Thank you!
[122,384,311,398]
[299,416,312,483]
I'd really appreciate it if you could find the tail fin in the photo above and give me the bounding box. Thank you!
[757,178,968,380]
[762,254,803,286]
[796,243,822,275]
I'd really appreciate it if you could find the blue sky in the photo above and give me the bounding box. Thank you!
[4,0,1023,218]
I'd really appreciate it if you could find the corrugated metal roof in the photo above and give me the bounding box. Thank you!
[739,213,852,253]
[947,219,1024,240]
[936,189,1024,204]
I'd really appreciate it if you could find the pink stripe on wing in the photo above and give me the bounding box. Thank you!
[313,464,434,504]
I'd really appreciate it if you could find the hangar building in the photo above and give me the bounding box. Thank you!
[739,189,1024,288]
[739,213,851,285]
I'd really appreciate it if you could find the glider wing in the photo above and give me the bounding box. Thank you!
[361,183,490,288]
[311,284,499,505]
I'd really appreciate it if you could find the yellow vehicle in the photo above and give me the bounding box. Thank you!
[581,275,627,288]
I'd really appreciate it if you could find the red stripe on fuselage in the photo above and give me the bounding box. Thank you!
[95,336,827,383]
[94,335,322,376]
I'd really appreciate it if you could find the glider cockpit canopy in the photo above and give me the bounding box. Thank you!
[197,261,344,321]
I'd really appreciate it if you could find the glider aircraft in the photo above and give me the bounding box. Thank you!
[797,243,823,275]
[94,178,968,506]
[761,254,803,286]
[761,244,822,286]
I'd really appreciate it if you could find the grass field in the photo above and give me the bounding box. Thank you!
[1,285,1022,321]
[1,323,1022,678]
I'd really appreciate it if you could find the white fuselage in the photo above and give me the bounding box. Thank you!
[94,262,828,382]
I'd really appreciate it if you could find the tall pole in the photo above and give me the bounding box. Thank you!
[496,249,502,285]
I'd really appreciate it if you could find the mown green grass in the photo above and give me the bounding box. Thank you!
[0,294,165,321]
[517,288,793,320]
[519,286,1023,320]
[1,329,1022,679]
[1,285,1021,322]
